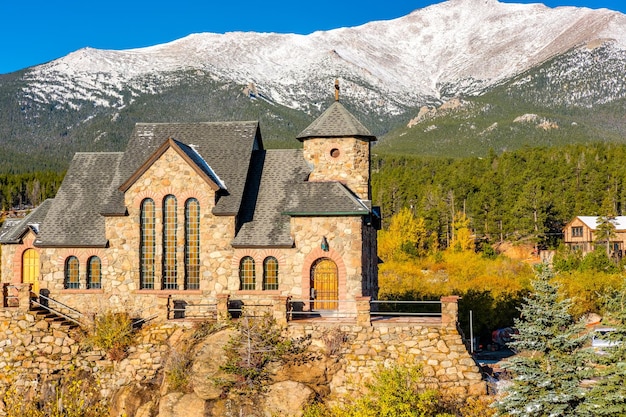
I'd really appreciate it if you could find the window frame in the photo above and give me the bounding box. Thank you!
[64,256,80,289]
[572,226,584,237]
[162,195,178,290]
[140,198,156,290]
[86,256,102,290]
[239,256,256,291]
[262,256,279,291]
[184,198,200,290]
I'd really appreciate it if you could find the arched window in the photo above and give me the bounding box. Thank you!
[140,198,155,289]
[239,256,256,290]
[64,256,80,289]
[263,257,279,290]
[87,256,101,289]
[185,198,200,290]
[162,195,177,290]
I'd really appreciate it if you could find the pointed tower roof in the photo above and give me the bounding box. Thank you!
[297,80,376,141]
[296,101,376,142]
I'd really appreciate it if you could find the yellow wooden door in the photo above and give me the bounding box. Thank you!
[22,249,40,294]
[311,258,338,310]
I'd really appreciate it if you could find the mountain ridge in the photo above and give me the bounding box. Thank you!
[1,0,626,171]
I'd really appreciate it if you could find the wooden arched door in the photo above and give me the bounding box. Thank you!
[22,249,40,294]
[311,258,338,310]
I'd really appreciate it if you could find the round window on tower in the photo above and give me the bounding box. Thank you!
[330,148,341,158]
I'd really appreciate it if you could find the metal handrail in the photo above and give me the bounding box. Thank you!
[30,299,82,327]
[371,299,442,317]
[36,292,85,318]
[132,313,159,328]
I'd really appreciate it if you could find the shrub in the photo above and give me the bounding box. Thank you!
[217,313,309,393]
[86,311,135,360]
[2,369,109,417]
[164,346,194,392]
[303,365,454,417]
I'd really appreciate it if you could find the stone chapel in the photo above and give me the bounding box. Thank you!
[0,90,380,321]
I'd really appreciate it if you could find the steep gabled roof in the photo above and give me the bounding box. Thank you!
[0,199,54,244]
[296,101,375,141]
[119,138,223,193]
[36,153,124,247]
[102,121,261,216]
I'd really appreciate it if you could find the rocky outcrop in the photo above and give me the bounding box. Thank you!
[1,304,486,417]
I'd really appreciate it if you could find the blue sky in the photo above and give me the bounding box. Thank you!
[1,0,624,74]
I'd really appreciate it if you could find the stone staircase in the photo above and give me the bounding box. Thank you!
[30,304,81,331]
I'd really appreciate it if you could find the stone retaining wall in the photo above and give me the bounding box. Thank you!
[0,306,180,400]
[287,320,486,399]
[1,295,486,413]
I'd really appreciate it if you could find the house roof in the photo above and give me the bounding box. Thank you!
[102,121,261,216]
[118,138,224,193]
[296,101,376,141]
[7,102,374,249]
[36,153,124,247]
[575,216,626,231]
[232,149,370,247]
[232,149,310,247]
[0,199,54,244]
[282,182,370,216]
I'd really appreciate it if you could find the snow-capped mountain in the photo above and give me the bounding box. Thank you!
[20,0,626,113]
[2,0,626,169]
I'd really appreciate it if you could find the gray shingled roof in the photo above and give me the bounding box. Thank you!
[282,182,370,216]
[0,199,54,244]
[102,121,261,216]
[232,149,370,247]
[232,149,310,247]
[296,101,376,141]
[36,153,124,247]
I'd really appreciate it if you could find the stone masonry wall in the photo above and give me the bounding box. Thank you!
[1,294,485,414]
[0,305,181,401]
[287,320,486,399]
[12,147,373,321]
[303,137,370,200]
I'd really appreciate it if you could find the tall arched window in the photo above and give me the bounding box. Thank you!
[239,256,256,290]
[162,195,177,290]
[140,198,156,289]
[263,257,279,290]
[64,256,80,289]
[87,256,101,289]
[185,198,200,290]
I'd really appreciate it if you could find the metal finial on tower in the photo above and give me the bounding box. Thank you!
[334,79,340,101]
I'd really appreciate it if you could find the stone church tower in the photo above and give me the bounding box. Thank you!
[296,83,376,200]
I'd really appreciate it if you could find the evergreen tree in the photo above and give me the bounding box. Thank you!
[496,265,589,417]
[577,280,626,416]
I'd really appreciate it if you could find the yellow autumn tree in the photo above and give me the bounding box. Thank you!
[450,211,474,252]
[378,207,430,261]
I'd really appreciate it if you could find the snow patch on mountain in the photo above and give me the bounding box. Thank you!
[19,0,626,114]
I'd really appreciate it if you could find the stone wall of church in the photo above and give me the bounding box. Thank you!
[302,137,371,200]
[25,148,373,320]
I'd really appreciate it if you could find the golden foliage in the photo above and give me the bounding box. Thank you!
[2,369,109,417]
[379,251,533,299]
[555,270,624,317]
[379,207,432,261]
